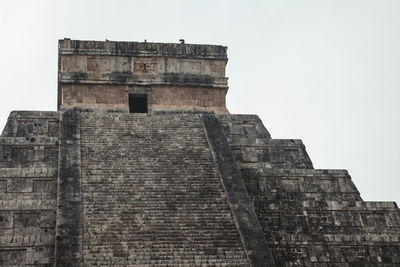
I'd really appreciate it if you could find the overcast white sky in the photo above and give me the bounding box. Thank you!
[0,0,399,204]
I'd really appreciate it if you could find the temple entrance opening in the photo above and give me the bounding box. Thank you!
[129,94,148,113]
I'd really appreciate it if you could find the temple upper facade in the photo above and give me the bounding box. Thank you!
[58,38,229,114]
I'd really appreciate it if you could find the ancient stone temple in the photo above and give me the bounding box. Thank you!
[0,39,399,266]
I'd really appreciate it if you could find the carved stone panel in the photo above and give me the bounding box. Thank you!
[134,60,156,74]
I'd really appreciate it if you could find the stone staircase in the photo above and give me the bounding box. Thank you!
[0,111,59,266]
[79,112,249,266]
[219,114,400,266]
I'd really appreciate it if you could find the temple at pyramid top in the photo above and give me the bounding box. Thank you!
[58,38,229,114]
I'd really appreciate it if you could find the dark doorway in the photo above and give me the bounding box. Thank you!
[129,94,148,113]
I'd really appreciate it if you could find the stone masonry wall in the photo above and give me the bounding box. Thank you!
[0,111,59,266]
[79,112,248,266]
[220,114,400,266]
[1,109,400,266]
[58,39,229,113]
[60,84,228,114]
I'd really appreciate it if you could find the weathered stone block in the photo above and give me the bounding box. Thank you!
[26,246,54,265]
[13,212,41,234]
[7,178,33,192]
[0,180,6,193]
[40,211,56,227]
[0,211,13,229]
[33,179,56,194]
[0,249,26,265]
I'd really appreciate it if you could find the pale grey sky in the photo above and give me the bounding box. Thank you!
[1,0,399,204]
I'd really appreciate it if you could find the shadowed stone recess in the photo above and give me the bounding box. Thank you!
[55,109,82,266]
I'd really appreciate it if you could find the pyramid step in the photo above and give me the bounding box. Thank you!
[270,244,400,266]
[218,114,272,139]
[240,168,361,201]
[257,199,400,229]
[0,167,57,209]
[254,196,400,265]
[257,208,400,235]
[0,137,58,168]
[0,167,57,178]
[0,136,58,145]
[269,232,400,245]
[219,115,313,169]
[1,111,59,137]
[228,138,314,169]
[255,199,398,211]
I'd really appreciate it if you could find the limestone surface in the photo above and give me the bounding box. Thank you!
[58,39,229,114]
[1,39,399,266]
[1,110,399,266]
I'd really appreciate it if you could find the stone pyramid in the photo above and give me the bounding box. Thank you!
[0,39,399,266]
